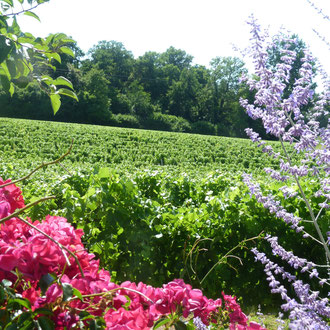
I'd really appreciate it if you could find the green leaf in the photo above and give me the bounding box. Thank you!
[0,286,5,303]
[37,316,55,330]
[50,53,62,64]
[53,76,73,89]
[39,273,56,295]
[15,60,30,76]
[97,167,110,179]
[59,38,76,44]
[57,88,78,101]
[4,323,18,330]
[59,46,74,57]
[7,298,31,310]
[50,93,61,114]
[9,82,14,96]
[46,52,61,64]
[62,283,73,302]
[0,36,13,63]
[0,61,11,78]
[16,311,33,327]
[9,17,20,35]
[2,0,14,6]
[12,76,30,88]
[41,75,54,86]
[24,11,40,22]
[0,73,10,92]
[33,308,53,317]
[6,58,16,78]
[0,16,8,29]
[79,311,95,321]
[174,320,188,330]
[72,288,83,301]
[23,32,35,38]
[153,318,172,329]
[88,318,106,330]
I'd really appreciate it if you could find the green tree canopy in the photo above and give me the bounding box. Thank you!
[0,0,78,113]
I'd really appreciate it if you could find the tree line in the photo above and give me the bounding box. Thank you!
[0,38,318,138]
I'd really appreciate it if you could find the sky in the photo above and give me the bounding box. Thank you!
[18,0,330,73]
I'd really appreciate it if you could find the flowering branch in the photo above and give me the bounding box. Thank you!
[305,0,330,21]
[16,216,85,278]
[240,16,330,328]
[70,286,154,304]
[279,138,330,261]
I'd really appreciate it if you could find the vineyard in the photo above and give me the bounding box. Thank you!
[0,117,282,175]
[1,117,326,314]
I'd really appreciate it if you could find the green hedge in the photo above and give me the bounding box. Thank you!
[144,112,192,133]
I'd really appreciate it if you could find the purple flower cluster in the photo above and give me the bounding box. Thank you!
[241,16,330,328]
[242,173,303,232]
[252,236,330,329]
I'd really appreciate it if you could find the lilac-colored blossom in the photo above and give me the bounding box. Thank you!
[242,16,329,329]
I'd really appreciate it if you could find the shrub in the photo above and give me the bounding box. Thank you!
[144,112,192,132]
[109,113,141,129]
[192,120,217,135]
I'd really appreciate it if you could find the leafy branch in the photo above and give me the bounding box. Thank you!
[17,216,85,278]
[2,3,42,18]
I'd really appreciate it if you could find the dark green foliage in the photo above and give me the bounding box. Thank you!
[192,120,217,135]
[0,279,55,329]
[109,113,141,128]
[144,112,192,133]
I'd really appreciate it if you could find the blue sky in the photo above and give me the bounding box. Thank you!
[18,0,330,73]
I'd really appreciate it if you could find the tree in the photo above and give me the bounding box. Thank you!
[210,56,247,135]
[78,67,111,124]
[133,51,165,102]
[167,67,200,121]
[159,46,193,71]
[125,81,153,118]
[86,40,134,91]
[0,0,78,113]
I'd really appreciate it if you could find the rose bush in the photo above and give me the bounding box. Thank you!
[0,178,264,329]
